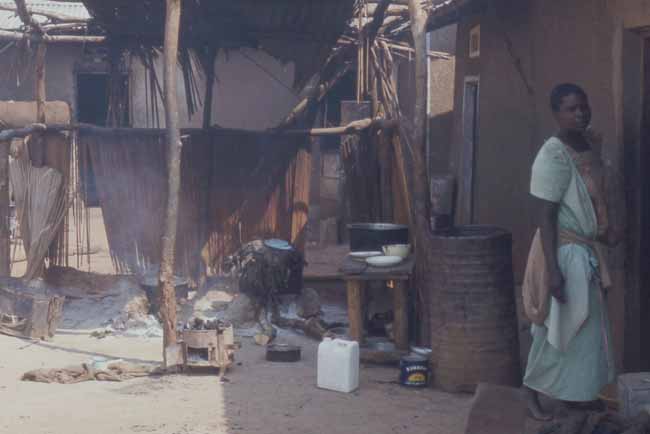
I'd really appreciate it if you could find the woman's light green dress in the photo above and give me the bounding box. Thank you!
[523,137,615,402]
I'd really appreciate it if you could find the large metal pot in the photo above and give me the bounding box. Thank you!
[347,223,409,252]
[138,269,189,315]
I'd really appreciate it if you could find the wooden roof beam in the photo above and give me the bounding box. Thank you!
[0,28,105,43]
[14,0,45,34]
[0,4,90,23]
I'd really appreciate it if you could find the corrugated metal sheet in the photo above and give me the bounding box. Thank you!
[0,1,89,30]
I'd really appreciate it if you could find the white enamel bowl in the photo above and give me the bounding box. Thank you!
[366,255,403,267]
[381,244,411,258]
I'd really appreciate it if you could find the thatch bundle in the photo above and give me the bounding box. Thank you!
[10,136,69,281]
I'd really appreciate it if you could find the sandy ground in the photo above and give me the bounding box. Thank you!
[0,332,473,434]
[1,208,557,434]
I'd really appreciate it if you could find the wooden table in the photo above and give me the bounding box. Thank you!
[340,255,415,351]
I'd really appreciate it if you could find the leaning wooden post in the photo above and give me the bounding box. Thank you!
[159,0,182,364]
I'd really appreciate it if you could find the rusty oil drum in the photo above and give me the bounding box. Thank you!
[430,226,521,392]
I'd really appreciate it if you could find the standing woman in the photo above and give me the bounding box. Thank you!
[522,83,620,420]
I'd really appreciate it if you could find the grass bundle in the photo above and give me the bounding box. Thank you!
[10,136,70,281]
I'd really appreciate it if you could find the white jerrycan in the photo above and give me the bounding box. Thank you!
[317,338,359,393]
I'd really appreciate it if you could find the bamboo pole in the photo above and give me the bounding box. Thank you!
[159,0,182,363]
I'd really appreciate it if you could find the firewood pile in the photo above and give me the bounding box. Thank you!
[537,412,650,434]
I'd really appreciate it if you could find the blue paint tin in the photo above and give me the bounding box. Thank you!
[399,354,430,388]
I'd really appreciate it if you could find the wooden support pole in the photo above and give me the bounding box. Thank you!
[159,0,182,363]
[30,42,47,168]
[0,139,9,276]
[202,47,217,130]
[407,0,432,233]
[408,0,437,352]
[35,43,46,124]
[14,0,45,35]
[392,280,409,351]
[346,280,365,344]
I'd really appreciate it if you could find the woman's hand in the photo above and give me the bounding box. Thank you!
[549,265,566,304]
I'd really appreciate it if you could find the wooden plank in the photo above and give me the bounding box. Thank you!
[392,280,409,351]
[159,0,182,365]
[346,279,365,344]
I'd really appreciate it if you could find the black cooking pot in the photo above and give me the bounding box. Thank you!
[347,223,409,252]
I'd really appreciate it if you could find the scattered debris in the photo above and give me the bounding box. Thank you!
[22,361,160,384]
[90,329,113,339]
[181,317,227,331]
[254,325,277,346]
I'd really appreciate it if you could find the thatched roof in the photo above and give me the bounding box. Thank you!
[80,0,357,88]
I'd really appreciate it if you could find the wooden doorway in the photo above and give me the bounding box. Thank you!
[638,37,650,369]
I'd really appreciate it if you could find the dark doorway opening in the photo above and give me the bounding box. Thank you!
[76,73,129,206]
[77,73,110,126]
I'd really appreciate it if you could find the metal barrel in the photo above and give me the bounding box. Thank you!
[430,225,521,392]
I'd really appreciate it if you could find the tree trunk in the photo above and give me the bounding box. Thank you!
[159,0,182,363]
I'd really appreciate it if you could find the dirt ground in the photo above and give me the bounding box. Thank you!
[1,208,555,434]
[0,332,473,434]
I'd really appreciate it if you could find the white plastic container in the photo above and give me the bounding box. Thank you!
[317,338,359,393]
